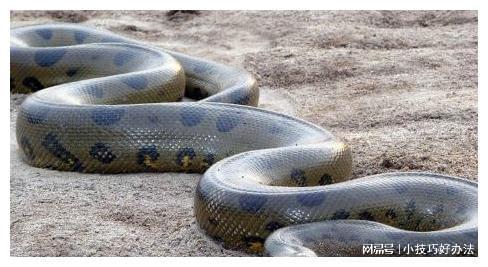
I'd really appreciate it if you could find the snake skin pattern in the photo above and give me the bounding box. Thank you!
[11,24,478,256]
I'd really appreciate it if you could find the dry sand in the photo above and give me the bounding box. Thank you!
[10,11,478,256]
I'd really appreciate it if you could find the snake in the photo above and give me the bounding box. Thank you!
[10,23,478,256]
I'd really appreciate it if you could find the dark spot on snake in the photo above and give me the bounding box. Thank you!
[331,209,350,219]
[216,115,239,132]
[66,68,79,77]
[212,236,224,244]
[239,194,267,213]
[20,136,35,161]
[265,221,284,232]
[296,192,326,207]
[74,30,88,44]
[41,132,84,171]
[34,49,67,67]
[179,106,206,127]
[208,218,219,226]
[90,107,125,126]
[176,147,196,167]
[22,76,45,92]
[120,76,148,90]
[84,85,104,98]
[203,153,215,166]
[185,87,208,100]
[385,209,398,219]
[290,168,307,186]
[72,161,85,172]
[230,89,250,105]
[319,173,333,185]
[90,143,116,164]
[35,29,53,40]
[113,52,135,66]
[137,145,160,165]
[359,210,375,221]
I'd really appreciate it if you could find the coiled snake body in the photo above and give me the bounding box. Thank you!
[11,24,478,256]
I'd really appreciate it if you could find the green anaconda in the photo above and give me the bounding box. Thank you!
[10,24,478,256]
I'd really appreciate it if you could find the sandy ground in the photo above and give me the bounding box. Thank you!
[10,11,478,256]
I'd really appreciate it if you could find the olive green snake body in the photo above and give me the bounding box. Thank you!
[10,24,478,256]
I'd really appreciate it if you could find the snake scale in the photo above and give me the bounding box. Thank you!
[11,24,478,256]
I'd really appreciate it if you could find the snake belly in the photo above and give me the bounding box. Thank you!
[11,24,478,256]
